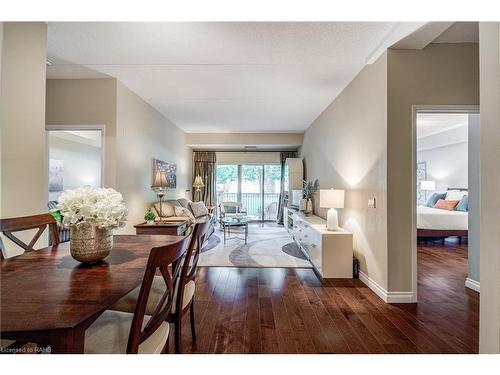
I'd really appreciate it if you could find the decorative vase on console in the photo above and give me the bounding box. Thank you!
[306,198,313,213]
[58,186,128,264]
[302,179,319,214]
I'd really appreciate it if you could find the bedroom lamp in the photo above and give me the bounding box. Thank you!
[152,170,170,222]
[320,189,345,231]
[420,180,436,202]
[193,175,205,202]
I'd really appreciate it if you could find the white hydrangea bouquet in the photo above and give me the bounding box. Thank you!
[58,186,128,263]
[58,186,128,229]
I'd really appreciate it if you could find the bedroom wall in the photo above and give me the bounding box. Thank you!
[387,43,480,293]
[417,140,468,192]
[301,52,388,290]
[115,81,191,234]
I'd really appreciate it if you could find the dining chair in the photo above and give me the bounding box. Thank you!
[110,219,211,353]
[0,213,60,259]
[84,229,194,354]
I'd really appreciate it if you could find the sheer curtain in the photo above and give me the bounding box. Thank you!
[276,151,298,224]
[192,151,217,206]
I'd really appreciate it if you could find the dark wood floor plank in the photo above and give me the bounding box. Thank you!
[175,238,477,354]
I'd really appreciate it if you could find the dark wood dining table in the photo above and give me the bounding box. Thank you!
[0,234,181,353]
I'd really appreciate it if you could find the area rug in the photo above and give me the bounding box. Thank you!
[198,223,312,268]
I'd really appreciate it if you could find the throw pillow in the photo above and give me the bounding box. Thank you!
[174,206,195,224]
[426,192,446,207]
[445,190,468,201]
[455,194,468,212]
[189,201,209,218]
[433,199,460,211]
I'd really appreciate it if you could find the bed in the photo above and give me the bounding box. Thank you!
[417,188,468,240]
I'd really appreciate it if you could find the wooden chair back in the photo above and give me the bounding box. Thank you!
[126,226,197,354]
[170,220,211,319]
[0,213,60,259]
[185,219,211,282]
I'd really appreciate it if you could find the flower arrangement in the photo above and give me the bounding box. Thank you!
[303,179,319,199]
[58,186,128,229]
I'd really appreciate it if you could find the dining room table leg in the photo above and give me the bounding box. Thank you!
[48,327,86,354]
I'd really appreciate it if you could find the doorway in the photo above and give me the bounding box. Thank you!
[216,164,281,221]
[412,106,480,303]
[46,126,104,204]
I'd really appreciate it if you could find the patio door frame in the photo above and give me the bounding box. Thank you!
[217,163,280,222]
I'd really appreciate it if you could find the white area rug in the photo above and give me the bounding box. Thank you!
[199,223,312,268]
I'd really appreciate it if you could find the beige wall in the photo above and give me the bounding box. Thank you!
[46,79,117,188]
[0,23,47,256]
[387,43,480,292]
[216,151,281,165]
[301,52,388,289]
[187,132,303,149]
[478,22,500,354]
[115,82,191,234]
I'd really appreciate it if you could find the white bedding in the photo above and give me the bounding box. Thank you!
[417,206,468,230]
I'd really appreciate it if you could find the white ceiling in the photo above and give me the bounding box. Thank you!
[417,113,468,140]
[46,22,422,133]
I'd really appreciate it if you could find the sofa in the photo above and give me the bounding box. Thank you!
[151,198,215,239]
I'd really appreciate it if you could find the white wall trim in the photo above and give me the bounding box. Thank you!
[465,277,481,293]
[359,270,416,303]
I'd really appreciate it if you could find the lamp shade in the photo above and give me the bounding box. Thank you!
[420,180,436,191]
[152,170,169,189]
[320,189,345,209]
[193,175,205,188]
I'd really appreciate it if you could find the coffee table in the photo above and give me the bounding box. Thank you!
[221,215,250,244]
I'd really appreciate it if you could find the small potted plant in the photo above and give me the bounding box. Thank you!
[144,209,156,225]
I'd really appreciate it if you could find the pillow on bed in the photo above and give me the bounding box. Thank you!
[445,190,468,201]
[426,192,446,207]
[433,199,460,211]
[455,195,468,212]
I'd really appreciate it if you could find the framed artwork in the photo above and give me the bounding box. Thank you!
[49,159,64,193]
[416,161,427,205]
[153,159,177,188]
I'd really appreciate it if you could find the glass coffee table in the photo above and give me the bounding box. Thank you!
[221,215,250,244]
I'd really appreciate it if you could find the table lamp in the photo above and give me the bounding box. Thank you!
[420,180,435,202]
[152,170,169,222]
[193,175,205,202]
[320,189,345,231]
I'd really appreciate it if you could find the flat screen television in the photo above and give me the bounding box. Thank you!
[291,189,303,209]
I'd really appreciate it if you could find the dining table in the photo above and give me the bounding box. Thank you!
[0,234,181,354]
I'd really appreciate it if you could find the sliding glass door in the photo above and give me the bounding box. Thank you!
[216,164,281,221]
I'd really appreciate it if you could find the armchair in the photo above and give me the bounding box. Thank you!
[218,201,247,224]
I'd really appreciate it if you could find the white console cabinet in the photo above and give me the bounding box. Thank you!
[289,209,353,278]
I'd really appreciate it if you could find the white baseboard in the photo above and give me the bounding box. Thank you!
[465,278,480,293]
[358,270,416,303]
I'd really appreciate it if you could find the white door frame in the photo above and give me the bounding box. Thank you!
[45,124,106,204]
[411,105,479,302]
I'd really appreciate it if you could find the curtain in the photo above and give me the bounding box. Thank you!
[192,151,217,206]
[276,151,298,224]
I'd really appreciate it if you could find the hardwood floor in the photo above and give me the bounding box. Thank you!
[175,238,479,354]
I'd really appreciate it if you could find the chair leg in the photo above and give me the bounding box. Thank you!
[175,316,182,354]
[190,303,197,342]
[162,334,170,354]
